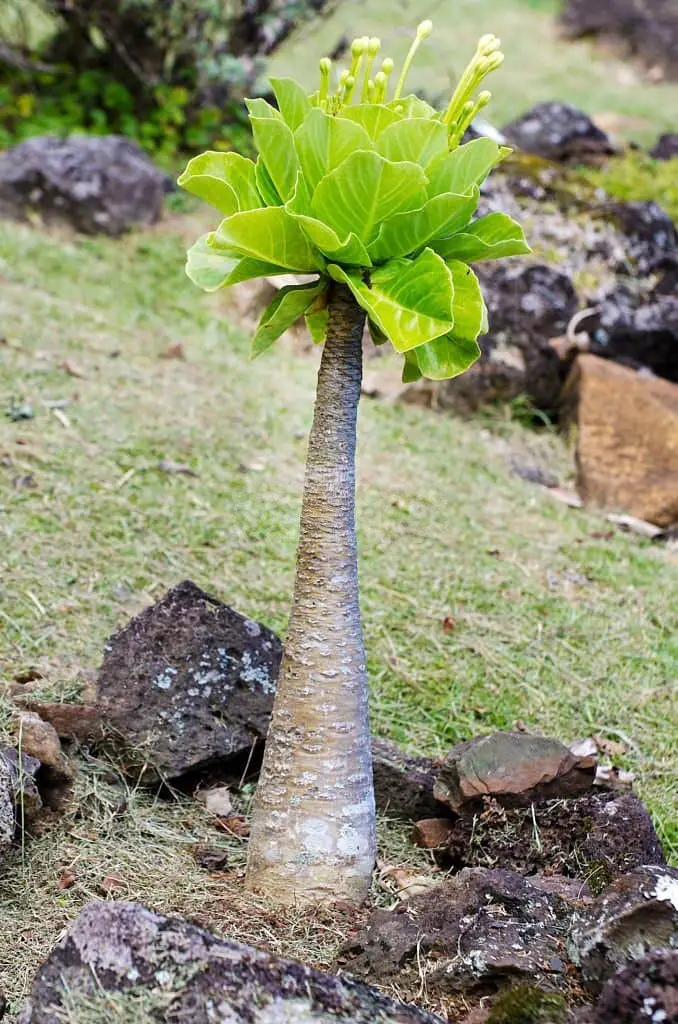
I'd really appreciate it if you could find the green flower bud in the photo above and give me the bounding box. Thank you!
[368,37,381,56]
[477,33,501,56]
[381,57,394,74]
[417,19,433,39]
[373,70,388,103]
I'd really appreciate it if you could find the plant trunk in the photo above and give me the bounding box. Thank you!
[245,283,376,905]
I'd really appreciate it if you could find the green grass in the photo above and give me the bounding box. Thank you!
[267,0,678,145]
[1,215,677,1013]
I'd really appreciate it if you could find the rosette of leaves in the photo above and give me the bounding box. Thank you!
[180,25,530,907]
[179,26,530,382]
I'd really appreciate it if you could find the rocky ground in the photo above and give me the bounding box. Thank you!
[0,581,676,1022]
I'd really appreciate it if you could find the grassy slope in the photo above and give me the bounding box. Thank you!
[0,217,677,1010]
[268,0,678,145]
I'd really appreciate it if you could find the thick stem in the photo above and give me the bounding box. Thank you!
[245,284,375,905]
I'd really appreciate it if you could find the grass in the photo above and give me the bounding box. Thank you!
[1,214,677,1016]
[267,0,678,145]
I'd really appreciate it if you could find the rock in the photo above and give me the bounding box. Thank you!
[0,747,42,821]
[413,817,456,849]
[609,201,678,276]
[17,712,63,767]
[589,286,678,381]
[568,865,678,987]
[433,731,596,814]
[199,786,233,817]
[18,900,443,1024]
[348,868,568,994]
[502,102,615,164]
[409,264,578,416]
[0,757,15,859]
[0,135,167,236]
[590,949,678,1023]
[561,354,678,527]
[12,700,102,742]
[371,738,443,820]
[650,133,678,161]
[438,791,664,885]
[96,580,282,782]
[561,0,678,80]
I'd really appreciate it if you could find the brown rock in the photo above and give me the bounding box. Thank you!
[13,700,102,742]
[17,712,63,767]
[561,354,678,527]
[439,791,665,884]
[591,949,678,1023]
[413,818,455,849]
[568,865,678,988]
[348,868,568,994]
[433,731,595,813]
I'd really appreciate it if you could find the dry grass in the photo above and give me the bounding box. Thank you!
[1,215,677,1018]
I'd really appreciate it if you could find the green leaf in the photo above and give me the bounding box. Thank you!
[246,97,283,121]
[447,259,487,340]
[252,281,326,357]
[255,158,282,206]
[388,95,439,119]
[339,104,399,139]
[377,118,448,168]
[402,349,423,382]
[185,234,238,292]
[212,207,323,272]
[269,77,312,131]
[226,256,294,285]
[328,248,454,352]
[414,334,481,379]
[433,212,531,261]
[286,175,373,265]
[177,151,260,214]
[368,188,479,262]
[312,150,428,245]
[250,115,300,203]
[305,306,329,344]
[294,108,373,191]
[427,138,509,197]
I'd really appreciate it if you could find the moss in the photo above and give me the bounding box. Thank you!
[584,152,678,224]
[585,858,616,897]
[487,984,568,1024]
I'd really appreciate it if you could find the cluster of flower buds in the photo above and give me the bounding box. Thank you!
[316,20,504,148]
[443,34,504,146]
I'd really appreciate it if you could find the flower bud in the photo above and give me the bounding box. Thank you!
[381,57,394,74]
[477,33,501,56]
[368,37,381,56]
[417,19,433,39]
[351,36,367,56]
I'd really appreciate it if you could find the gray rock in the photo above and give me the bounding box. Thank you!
[416,263,578,417]
[589,286,678,383]
[590,949,678,1023]
[18,900,444,1024]
[433,731,596,813]
[502,102,615,163]
[348,868,569,995]
[608,200,678,276]
[561,0,678,81]
[569,865,678,988]
[0,747,42,821]
[96,580,282,783]
[650,133,678,161]
[0,135,167,236]
[0,757,15,858]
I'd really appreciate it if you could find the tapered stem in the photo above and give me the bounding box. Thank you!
[245,284,376,905]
